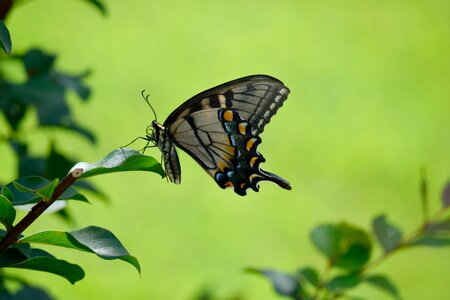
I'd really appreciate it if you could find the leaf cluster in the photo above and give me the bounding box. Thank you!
[248,180,450,300]
[0,148,164,297]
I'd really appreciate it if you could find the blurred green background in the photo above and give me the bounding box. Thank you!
[1,0,449,299]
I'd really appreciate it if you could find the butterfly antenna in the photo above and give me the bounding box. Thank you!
[121,136,146,149]
[141,90,158,122]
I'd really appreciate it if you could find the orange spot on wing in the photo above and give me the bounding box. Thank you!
[223,153,234,162]
[218,161,227,171]
[246,138,258,151]
[224,181,234,188]
[240,183,246,189]
[224,145,236,155]
[238,122,247,135]
[249,156,258,167]
[223,110,234,122]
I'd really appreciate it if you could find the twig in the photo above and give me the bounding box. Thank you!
[313,260,334,300]
[0,168,83,253]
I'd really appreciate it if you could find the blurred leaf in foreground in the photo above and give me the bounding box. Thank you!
[364,274,401,299]
[372,215,403,253]
[246,268,302,299]
[311,223,371,271]
[0,20,11,54]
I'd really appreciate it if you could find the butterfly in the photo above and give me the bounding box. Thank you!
[143,75,292,196]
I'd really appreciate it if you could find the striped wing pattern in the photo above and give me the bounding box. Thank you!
[160,75,291,195]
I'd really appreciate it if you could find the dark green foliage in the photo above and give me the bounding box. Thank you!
[9,286,54,300]
[0,20,11,54]
[0,1,163,294]
[364,275,400,299]
[5,176,88,205]
[248,180,450,300]
[372,215,402,253]
[311,223,371,271]
[18,226,140,273]
[297,267,319,287]
[0,195,15,229]
[247,269,302,299]
[1,256,85,284]
[81,0,107,15]
[326,273,361,292]
[310,224,340,259]
[1,48,94,142]
[0,147,164,288]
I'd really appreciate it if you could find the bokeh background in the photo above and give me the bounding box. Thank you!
[1,0,449,299]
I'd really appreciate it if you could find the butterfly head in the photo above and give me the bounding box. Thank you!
[144,120,165,146]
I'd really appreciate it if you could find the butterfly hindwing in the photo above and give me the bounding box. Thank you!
[213,109,291,195]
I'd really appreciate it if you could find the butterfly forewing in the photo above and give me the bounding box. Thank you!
[163,75,290,135]
[158,75,291,195]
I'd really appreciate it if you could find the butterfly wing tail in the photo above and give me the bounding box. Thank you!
[258,169,292,191]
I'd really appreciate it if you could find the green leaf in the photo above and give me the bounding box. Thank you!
[81,0,107,15]
[327,273,361,292]
[9,49,95,144]
[0,256,84,284]
[0,194,16,229]
[310,224,340,258]
[246,268,301,299]
[13,181,34,194]
[365,275,400,299]
[6,176,89,205]
[60,187,89,203]
[0,20,12,55]
[312,223,371,271]
[36,179,59,200]
[46,145,79,178]
[297,266,319,287]
[334,223,372,271]
[23,49,55,77]
[442,182,450,208]
[372,215,403,253]
[14,286,54,300]
[77,148,165,179]
[1,186,13,202]
[18,226,140,273]
[0,94,28,130]
[409,236,450,247]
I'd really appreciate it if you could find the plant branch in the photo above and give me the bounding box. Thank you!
[361,206,449,276]
[0,168,83,253]
[312,260,334,300]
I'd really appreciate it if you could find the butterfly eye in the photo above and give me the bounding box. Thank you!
[144,124,155,142]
